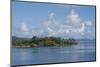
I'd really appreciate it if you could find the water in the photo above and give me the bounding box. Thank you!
[12,40,96,65]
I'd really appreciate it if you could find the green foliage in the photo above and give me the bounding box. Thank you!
[12,36,78,48]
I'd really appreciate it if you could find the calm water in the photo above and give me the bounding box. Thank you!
[12,40,96,65]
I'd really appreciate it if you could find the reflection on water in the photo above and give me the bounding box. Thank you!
[12,40,96,65]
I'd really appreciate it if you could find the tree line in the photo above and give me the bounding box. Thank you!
[12,36,78,48]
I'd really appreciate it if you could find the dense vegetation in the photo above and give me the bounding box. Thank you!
[12,36,78,48]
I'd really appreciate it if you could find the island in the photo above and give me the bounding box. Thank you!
[12,36,78,48]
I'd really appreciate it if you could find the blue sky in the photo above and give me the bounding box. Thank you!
[12,1,96,39]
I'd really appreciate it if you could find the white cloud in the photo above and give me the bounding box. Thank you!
[65,9,85,35]
[44,12,61,36]
[67,9,81,24]
[20,23,29,33]
[85,21,92,26]
[16,22,33,38]
[44,10,86,37]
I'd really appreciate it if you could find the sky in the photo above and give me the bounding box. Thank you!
[12,1,96,39]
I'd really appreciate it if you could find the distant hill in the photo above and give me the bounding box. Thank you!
[12,36,31,41]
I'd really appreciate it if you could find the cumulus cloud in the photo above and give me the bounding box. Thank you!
[67,9,81,24]
[20,23,29,33]
[17,22,34,38]
[44,12,61,36]
[44,9,86,37]
[65,9,85,34]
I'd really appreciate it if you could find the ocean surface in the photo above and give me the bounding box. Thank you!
[12,39,96,66]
